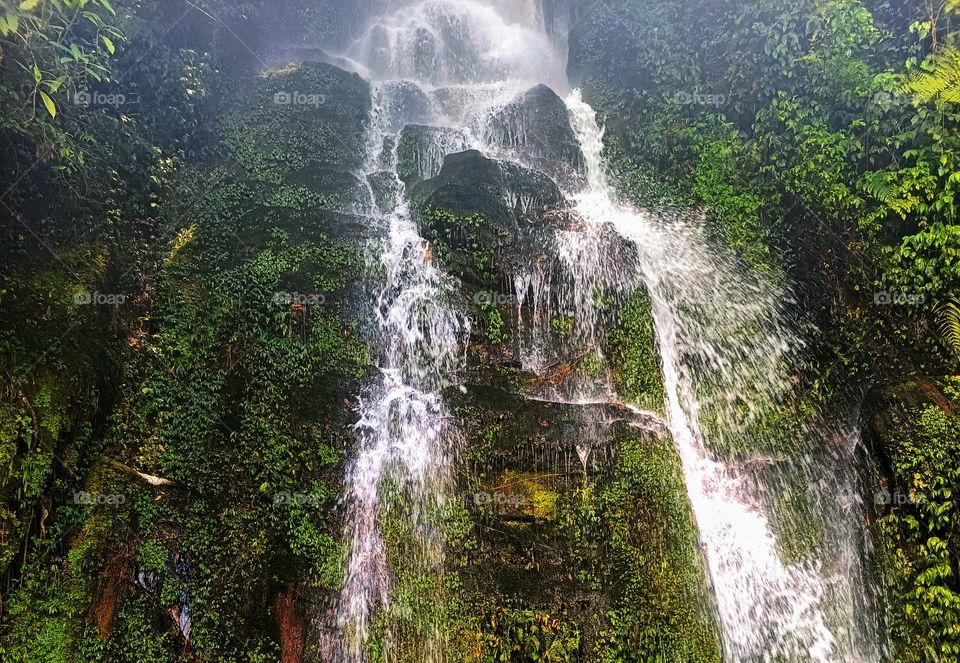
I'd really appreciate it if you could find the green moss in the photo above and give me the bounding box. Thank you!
[589,434,721,662]
[450,382,720,663]
[425,210,498,286]
[607,288,664,412]
[550,316,574,341]
[768,472,825,565]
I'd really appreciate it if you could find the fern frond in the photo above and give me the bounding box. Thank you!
[937,297,960,361]
[862,170,898,202]
[902,47,960,104]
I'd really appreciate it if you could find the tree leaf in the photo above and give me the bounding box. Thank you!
[19,0,40,9]
[101,35,115,55]
[32,64,41,84]
[6,11,19,34]
[39,91,56,119]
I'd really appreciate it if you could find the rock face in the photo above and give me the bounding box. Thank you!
[221,61,372,181]
[481,84,586,188]
[437,381,721,660]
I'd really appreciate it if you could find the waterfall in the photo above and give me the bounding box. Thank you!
[326,1,882,661]
[330,1,564,660]
[563,90,883,662]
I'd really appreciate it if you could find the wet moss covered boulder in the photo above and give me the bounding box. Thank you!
[411,149,567,226]
[438,385,720,662]
[220,61,372,184]
[410,150,568,288]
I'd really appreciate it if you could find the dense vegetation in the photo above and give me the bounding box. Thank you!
[0,0,958,661]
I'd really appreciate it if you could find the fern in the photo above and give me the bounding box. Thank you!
[862,170,898,202]
[937,297,960,361]
[902,47,960,104]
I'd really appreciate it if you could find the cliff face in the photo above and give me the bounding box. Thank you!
[0,56,720,662]
[3,1,959,661]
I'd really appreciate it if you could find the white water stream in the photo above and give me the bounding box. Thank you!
[564,91,882,662]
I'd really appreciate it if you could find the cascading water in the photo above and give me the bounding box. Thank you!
[330,1,566,660]
[327,1,882,660]
[562,91,883,661]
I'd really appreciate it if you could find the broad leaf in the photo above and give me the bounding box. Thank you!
[39,91,56,119]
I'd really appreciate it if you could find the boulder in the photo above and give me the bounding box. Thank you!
[375,80,434,134]
[411,149,567,227]
[221,62,372,180]
[409,149,568,287]
[480,84,586,188]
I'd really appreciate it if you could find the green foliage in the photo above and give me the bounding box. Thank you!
[874,380,960,662]
[904,47,960,104]
[0,0,122,171]
[937,297,960,361]
[481,301,505,345]
[549,315,574,341]
[606,288,664,412]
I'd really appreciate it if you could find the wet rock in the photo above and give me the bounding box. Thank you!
[411,149,567,227]
[221,62,372,179]
[481,84,586,188]
[396,124,470,186]
[447,379,720,659]
[409,149,568,288]
[375,80,434,133]
[367,171,402,214]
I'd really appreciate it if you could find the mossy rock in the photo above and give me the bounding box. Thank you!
[442,377,720,661]
[288,164,372,212]
[410,149,568,231]
[220,61,371,183]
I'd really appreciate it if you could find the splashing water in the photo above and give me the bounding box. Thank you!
[562,89,883,662]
